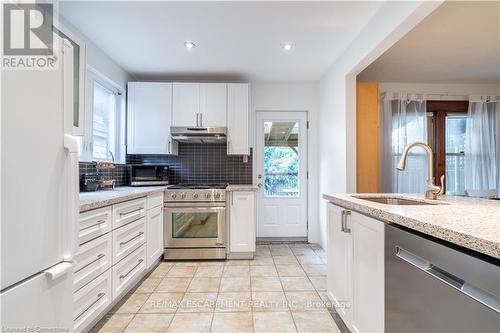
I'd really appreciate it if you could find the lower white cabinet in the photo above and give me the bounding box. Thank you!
[326,203,384,333]
[229,191,256,253]
[112,244,146,300]
[327,204,352,327]
[74,233,112,292]
[112,217,146,265]
[147,205,164,268]
[352,211,384,333]
[73,269,112,332]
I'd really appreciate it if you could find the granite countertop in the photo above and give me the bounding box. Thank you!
[80,186,168,212]
[323,193,500,259]
[226,184,259,191]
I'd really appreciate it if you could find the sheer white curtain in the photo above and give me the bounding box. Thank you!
[464,96,500,194]
[380,92,428,193]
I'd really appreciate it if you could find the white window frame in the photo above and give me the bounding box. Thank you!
[79,66,126,163]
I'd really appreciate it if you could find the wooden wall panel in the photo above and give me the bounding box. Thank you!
[356,83,380,193]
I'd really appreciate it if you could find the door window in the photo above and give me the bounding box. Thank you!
[263,121,300,197]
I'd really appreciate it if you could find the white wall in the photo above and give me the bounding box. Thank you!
[251,81,320,244]
[317,1,443,249]
[59,16,133,89]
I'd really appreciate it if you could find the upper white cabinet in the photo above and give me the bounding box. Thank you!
[229,191,256,253]
[327,203,385,333]
[200,83,227,127]
[127,82,177,155]
[227,83,249,155]
[172,83,200,127]
[172,82,227,127]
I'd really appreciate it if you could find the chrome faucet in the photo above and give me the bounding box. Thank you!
[396,142,445,200]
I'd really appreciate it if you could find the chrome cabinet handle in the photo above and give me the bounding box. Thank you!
[80,219,107,231]
[396,246,500,313]
[120,232,144,246]
[120,259,144,279]
[74,253,106,274]
[119,207,143,216]
[74,292,106,320]
[343,210,351,233]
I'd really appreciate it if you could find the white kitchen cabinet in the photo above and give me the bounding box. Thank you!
[227,83,249,155]
[172,82,227,127]
[327,203,352,329]
[127,82,178,155]
[172,82,200,126]
[229,191,256,253]
[352,211,384,333]
[146,205,163,268]
[200,83,227,127]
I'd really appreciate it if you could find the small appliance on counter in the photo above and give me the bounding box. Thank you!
[128,164,169,186]
[80,172,100,192]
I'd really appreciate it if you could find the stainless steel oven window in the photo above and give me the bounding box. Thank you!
[164,204,226,248]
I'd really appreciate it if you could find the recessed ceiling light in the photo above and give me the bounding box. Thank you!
[184,41,196,49]
[283,43,292,51]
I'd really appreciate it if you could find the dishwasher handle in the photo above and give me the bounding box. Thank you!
[396,246,500,314]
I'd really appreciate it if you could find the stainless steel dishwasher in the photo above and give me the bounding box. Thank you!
[385,224,500,333]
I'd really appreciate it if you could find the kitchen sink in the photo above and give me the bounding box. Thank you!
[352,196,445,205]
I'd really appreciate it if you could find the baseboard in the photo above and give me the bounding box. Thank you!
[256,237,308,244]
[227,252,254,259]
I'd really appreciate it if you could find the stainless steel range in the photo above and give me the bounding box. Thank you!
[164,184,227,260]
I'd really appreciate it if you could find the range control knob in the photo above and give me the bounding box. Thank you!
[214,192,221,199]
[171,193,177,199]
[205,193,211,199]
[181,193,186,199]
[193,193,199,199]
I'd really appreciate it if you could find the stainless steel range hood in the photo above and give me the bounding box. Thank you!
[171,127,227,144]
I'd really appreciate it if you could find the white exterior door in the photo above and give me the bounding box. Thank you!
[255,111,308,238]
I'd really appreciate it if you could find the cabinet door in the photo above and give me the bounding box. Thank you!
[200,83,227,127]
[172,82,199,126]
[352,212,384,333]
[127,82,177,155]
[230,191,256,253]
[327,204,352,328]
[147,205,164,268]
[227,83,249,155]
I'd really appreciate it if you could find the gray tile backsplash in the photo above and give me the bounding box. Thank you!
[127,142,253,184]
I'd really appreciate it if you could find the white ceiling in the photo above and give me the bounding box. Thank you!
[59,1,384,81]
[358,1,500,83]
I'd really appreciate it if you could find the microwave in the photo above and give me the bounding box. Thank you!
[128,164,169,186]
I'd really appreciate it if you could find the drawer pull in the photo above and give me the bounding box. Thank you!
[119,207,143,216]
[120,232,144,246]
[74,292,106,321]
[74,253,107,274]
[119,259,144,279]
[80,219,107,231]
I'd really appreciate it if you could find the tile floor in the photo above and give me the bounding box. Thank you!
[91,243,342,333]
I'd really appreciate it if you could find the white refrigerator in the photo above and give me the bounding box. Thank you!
[1,35,79,331]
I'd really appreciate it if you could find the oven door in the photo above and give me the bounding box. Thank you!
[164,203,226,248]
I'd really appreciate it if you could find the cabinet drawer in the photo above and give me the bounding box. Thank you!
[73,269,112,333]
[74,233,112,292]
[147,192,164,210]
[112,217,146,265]
[112,244,146,300]
[113,198,146,229]
[78,206,112,245]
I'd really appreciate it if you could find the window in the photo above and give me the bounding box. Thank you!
[263,121,300,197]
[79,68,125,163]
[427,101,468,195]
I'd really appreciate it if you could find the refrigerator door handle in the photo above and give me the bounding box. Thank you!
[64,134,79,261]
[44,262,73,281]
